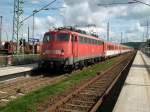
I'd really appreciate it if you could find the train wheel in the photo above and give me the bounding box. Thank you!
[64,65,73,74]
[79,61,84,70]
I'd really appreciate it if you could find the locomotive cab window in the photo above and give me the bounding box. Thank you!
[43,34,53,43]
[57,33,70,41]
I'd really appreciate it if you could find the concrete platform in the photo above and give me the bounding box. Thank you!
[113,51,150,112]
[0,64,38,77]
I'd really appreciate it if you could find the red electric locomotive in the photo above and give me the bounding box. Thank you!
[40,27,133,71]
[40,27,104,70]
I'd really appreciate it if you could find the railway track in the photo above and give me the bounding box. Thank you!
[46,52,135,112]
[0,75,66,107]
[0,52,134,108]
[0,62,103,107]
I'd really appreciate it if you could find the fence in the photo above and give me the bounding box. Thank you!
[0,54,40,67]
[141,46,150,57]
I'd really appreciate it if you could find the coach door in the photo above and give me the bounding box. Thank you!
[72,35,78,62]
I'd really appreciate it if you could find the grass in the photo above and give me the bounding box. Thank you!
[0,58,117,112]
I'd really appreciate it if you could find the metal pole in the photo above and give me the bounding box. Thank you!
[107,22,109,41]
[121,32,123,44]
[146,20,149,40]
[12,0,16,41]
[17,0,20,54]
[146,20,149,54]
[28,26,29,43]
[32,12,35,54]
[143,32,145,42]
[0,16,2,45]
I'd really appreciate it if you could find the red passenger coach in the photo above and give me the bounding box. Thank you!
[104,42,121,57]
[40,28,104,70]
[104,42,132,57]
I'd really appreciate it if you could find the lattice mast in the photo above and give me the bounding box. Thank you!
[12,0,24,53]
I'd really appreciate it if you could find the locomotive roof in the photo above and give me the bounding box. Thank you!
[47,28,104,41]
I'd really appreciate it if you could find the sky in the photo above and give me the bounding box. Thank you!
[0,0,150,43]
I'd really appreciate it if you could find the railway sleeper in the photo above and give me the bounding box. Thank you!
[0,99,9,102]
[58,108,85,112]
[88,85,106,89]
[61,103,91,111]
[79,93,100,98]
[81,90,103,96]
[68,100,94,107]
[82,89,101,93]
[87,87,106,92]
[0,94,11,99]
[73,96,98,102]
[8,95,17,100]
[92,82,106,85]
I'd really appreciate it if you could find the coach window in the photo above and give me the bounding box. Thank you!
[88,38,90,44]
[79,36,84,44]
[57,33,70,41]
[79,36,82,43]
[91,39,94,45]
[89,38,91,44]
[96,40,98,45]
[83,37,85,43]
[94,40,96,45]
[84,37,87,44]
[84,38,86,44]
[43,34,53,43]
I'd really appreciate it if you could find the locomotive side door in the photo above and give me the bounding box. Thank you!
[72,35,78,63]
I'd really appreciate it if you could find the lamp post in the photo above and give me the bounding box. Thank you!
[32,10,38,54]
[121,32,123,44]
[107,22,109,41]
[32,7,65,54]
[31,8,54,54]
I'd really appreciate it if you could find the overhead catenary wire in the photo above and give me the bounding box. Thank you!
[133,0,150,7]
[21,0,57,23]
[98,0,150,7]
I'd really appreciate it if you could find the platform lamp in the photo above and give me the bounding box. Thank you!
[32,8,50,54]
[32,7,63,54]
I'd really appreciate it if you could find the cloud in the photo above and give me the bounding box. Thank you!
[31,0,41,4]
[30,16,63,39]
[60,0,150,42]
[125,22,144,33]
[2,0,150,42]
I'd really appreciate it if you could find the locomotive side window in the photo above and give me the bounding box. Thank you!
[79,36,84,44]
[78,36,104,45]
[57,33,70,41]
[43,34,53,43]
[99,40,104,45]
